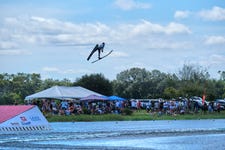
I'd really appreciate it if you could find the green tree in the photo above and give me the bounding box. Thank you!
[74,73,112,96]
[113,68,173,99]
[40,78,72,91]
[178,64,209,81]
[163,87,179,99]
[218,71,225,81]
[177,64,209,98]
[1,64,224,105]
[0,73,42,104]
[150,70,175,98]
[113,68,152,98]
[1,93,17,105]
[206,79,225,100]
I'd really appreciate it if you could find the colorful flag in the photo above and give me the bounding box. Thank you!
[202,94,206,104]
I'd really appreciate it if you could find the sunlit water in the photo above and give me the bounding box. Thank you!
[1,119,225,150]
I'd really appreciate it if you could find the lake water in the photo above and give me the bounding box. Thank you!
[1,119,225,150]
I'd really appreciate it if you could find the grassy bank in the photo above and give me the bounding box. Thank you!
[46,110,225,122]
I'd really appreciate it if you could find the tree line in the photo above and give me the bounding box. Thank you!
[0,64,225,105]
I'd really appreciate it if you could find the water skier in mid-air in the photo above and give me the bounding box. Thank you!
[87,43,113,63]
[87,42,105,61]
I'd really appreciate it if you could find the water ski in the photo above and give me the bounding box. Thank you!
[91,50,113,63]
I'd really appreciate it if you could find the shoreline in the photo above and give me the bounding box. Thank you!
[46,110,225,122]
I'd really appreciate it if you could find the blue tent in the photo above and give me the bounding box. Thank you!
[108,95,125,101]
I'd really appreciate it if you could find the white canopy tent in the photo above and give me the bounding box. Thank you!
[25,86,103,101]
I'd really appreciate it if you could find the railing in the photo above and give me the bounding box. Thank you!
[0,125,51,132]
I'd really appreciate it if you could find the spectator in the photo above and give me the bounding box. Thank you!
[217,103,221,113]
[131,100,137,109]
[69,102,75,114]
[208,102,213,113]
[60,100,68,110]
[50,100,58,115]
[146,101,151,113]
[154,101,159,112]
[137,100,141,112]
[41,99,50,113]
[203,102,208,114]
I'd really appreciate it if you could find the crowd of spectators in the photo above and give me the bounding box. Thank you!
[141,98,223,115]
[32,99,130,116]
[31,97,224,116]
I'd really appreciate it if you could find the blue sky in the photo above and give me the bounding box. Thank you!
[0,0,225,81]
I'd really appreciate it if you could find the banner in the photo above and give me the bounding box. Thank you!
[0,105,50,133]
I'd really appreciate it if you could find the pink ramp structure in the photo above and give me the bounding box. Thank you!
[0,105,50,133]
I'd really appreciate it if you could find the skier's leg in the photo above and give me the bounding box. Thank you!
[98,49,101,59]
[87,45,98,61]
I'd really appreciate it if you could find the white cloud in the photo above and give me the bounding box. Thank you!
[147,41,192,49]
[0,49,31,55]
[0,16,191,51]
[209,54,225,65]
[1,16,112,46]
[114,62,147,71]
[200,54,225,68]
[174,6,225,21]
[111,51,129,57]
[165,22,191,35]
[121,20,191,37]
[42,67,60,72]
[174,11,190,19]
[198,6,225,21]
[114,0,151,11]
[42,66,91,74]
[205,36,225,45]
[62,69,92,74]
[0,41,18,49]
